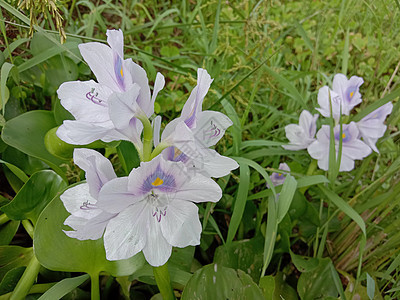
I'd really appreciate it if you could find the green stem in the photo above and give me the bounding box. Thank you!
[10,255,41,300]
[137,115,153,162]
[22,220,34,239]
[153,263,175,300]
[150,142,170,160]
[90,273,100,300]
[0,213,9,225]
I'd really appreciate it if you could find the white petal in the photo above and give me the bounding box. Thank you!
[338,154,355,172]
[106,29,124,58]
[190,149,239,178]
[343,139,372,160]
[56,120,114,145]
[97,177,142,213]
[60,183,101,219]
[363,137,379,153]
[104,201,148,260]
[307,140,329,170]
[161,200,201,247]
[357,119,387,139]
[57,80,112,122]
[193,111,233,147]
[79,42,122,92]
[150,72,165,116]
[174,172,222,203]
[284,124,308,149]
[142,210,172,267]
[73,148,116,198]
[152,115,162,147]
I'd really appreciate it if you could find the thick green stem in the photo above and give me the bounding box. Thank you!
[10,255,41,300]
[150,142,170,160]
[0,213,9,225]
[90,273,100,300]
[137,115,153,162]
[153,263,175,300]
[22,220,34,239]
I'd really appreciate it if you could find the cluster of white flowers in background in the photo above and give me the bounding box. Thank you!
[283,74,393,171]
[57,29,238,267]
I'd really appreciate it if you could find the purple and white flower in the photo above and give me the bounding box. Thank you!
[269,163,290,187]
[61,149,117,240]
[57,29,164,146]
[96,155,222,266]
[356,102,393,152]
[283,110,319,150]
[159,68,239,178]
[316,74,364,120]
[307,122,372,172]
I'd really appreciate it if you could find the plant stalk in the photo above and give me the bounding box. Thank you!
[153,263,175,300]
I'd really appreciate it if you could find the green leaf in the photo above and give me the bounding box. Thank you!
[0,246,33,281]
[0,266,25,295]
[221,99,241,156]
[289,250,319,273]
[0,220,20,246]
[34,186,145,277]
[214,236,264,282]
[0,62,13,112]
[0,159,28,183]
[181,264,264,300]
[277,174,297,224]
[1,110,67,180]
[259,273,298,300]
[1,170,66,225]
[366,273,375,300]
[117,141,140,175]
[318,185,366,237]
[37,274,90,300]
[297,258,340,300]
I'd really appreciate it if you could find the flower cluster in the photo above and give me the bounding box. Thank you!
[283,74,393,171]
[58,29,238,266]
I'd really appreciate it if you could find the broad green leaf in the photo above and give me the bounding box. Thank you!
[181,264,264,300]
[262,195,277,276]
[0,220,19,246]
[277,174,297,224]
[226,163,249,244]
[34,187,145,277]
[289,250,319,273]
[366,273,375,300]
[1,170,66,225]
[44,127,75,160]
[214,236,264,282]
[319,185,366,237]
[2,146,49,177]
[0,158,28,183]
[1,110,66,180]
[297,257,340,300]
[37,274,90,300]
[259,273,298,300]
[0,246,33,281]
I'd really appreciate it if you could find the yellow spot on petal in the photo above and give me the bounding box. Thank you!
[342,133,346,139]
[120,67,124,78]
[278,173,282,176]
[350,91,354,98]
[152,177,163,186]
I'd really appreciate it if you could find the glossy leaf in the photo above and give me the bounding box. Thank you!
[0,266,25,295]
[259,273,298,300]
[37,274,90,300]
[277,174,297,224]
[1,110,66,180]
[34,187,145,277]
[1,170,67,225]
[181,264,264,300]
[0,246,33,281]
[0,220,20,246]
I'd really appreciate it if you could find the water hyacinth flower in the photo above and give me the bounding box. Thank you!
[307,122,371,171]
[269,163,290,186]
[356,102,393,152]
[61,149,117,240]
[57,29,165,146]
[159,68,239,178]
[283,110,318,150]
[96,155,222,266]
[316,74,364,120]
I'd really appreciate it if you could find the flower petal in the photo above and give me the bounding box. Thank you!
[106,29,124,58]
[152,115,162,147]
[97,177,142,213]
[193,111,233,147]
[104,201,148,260]
[161,200,201,247]
[56,120,114,145]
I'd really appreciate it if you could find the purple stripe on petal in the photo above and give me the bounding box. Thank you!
[335,129,351,143]
[345,86,358,103]
[114,54,125,91]
[141,165,176,193]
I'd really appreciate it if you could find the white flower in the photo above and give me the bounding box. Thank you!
[316,74,364,120]
[57,29,165,146]
[96,155,222,266]
[159,68,239,178]
[307,122,372,172]
[61,149,117,240]
[356,102,393,152]
[283,110,319,150]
